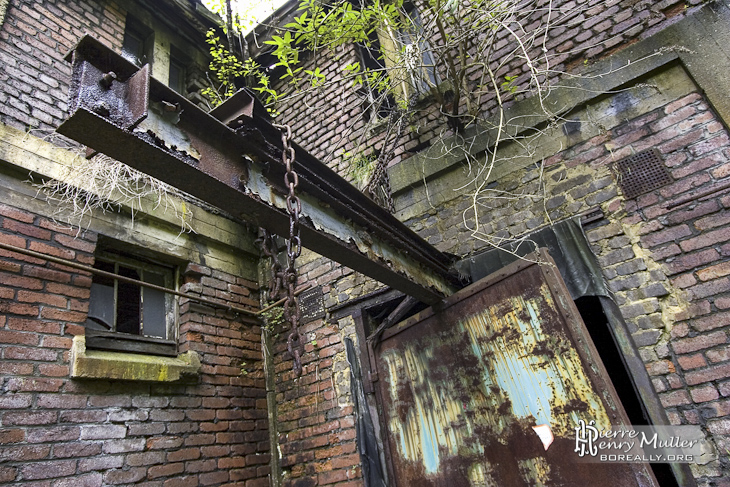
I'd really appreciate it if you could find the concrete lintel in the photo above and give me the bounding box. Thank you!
[390,1,730,196]
[0,124,261,279]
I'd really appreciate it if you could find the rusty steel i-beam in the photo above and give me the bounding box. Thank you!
[57,36,461,305]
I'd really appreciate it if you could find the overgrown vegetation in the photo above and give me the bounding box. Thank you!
[32,137,195,235]
[205,0,572,125]
[202,0,688,251]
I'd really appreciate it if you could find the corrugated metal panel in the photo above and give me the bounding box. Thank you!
[374,249,657,486]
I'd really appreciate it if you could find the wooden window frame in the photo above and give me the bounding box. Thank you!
[85,249,178,357]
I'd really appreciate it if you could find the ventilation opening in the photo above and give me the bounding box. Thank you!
[575,296,679,487]
[613,148,672,199]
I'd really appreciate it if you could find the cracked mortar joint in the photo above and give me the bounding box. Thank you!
[70,335,201,381]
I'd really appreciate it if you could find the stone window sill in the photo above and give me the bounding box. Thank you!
[70,335,200,382]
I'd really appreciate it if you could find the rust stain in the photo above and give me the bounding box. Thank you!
[377,264,625,486]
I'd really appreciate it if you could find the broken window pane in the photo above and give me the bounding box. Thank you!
[142,271,167,339]
[117,265,141,335]
[84,249,176,352]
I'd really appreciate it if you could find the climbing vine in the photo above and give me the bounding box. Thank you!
[203,0,693,251]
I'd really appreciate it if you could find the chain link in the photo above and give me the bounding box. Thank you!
[275,123,305,377]
[260,230,283,300]
[365,110,404,213]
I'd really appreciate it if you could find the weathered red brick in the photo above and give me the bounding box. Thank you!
[23,264,72,283]
[0,301,39,316]
[659,389,691,407]
[707,347,730,363]
[686,363,730,386]
[201,445,230,458]
[677,353,707,370]
[41,335,73,349]
[184,458,216,473]
[0,362,34,376]
[147,462,185,479]
[39,308,88,322]
[689,131,730,157]
[0,330,39,346]
[37,393,87,409]
[7,317,62,334]
[168,448,202,462]
[673,331,727,354]
[184,434,216,446]
[3,219,52,240]
[80,424,127,440]
[681,227,730,252]
[686,277,730,299]
[690,384,720,403]
[53,233,96,253]
[104,467,147,484]
[665,250,719,276]
[0,260,21,273]
[0,272,43,290]
[696,211,730,231]
[21,459,77,480]
[692,311,730,332]
[0,203,35,223]
[17,289,67,307]
[0,444,51,461]
[199,470,229,485]
[2,410,58,426]
[4,346,58,362]
[46,281,90,299]
[0,466,17,483]
[318,468,352,485]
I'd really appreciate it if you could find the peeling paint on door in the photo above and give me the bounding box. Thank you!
[374,250,658,486]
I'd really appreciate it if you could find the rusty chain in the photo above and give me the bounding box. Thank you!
[365,110,404,213]
[275,123,305,377]
[260,229,283,300]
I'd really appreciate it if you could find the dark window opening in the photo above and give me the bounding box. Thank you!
[575,296,680,487]
[359,34,396,120]
[122,16,153,67]
[169,46,188,95]
[85,249,177,356]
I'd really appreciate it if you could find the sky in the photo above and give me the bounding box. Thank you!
[202,0,290,33]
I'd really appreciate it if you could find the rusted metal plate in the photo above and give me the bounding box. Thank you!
[299,285,325,324]
[374,249,658,486]
[614,149,672,199]
[57,36,460,304]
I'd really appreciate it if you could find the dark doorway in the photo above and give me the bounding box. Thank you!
[575,296,679,487]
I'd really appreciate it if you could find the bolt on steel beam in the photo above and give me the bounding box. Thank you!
[57,36,462,305]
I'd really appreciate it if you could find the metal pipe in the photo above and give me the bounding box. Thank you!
[257,283,313,316]
[0,240,261,317]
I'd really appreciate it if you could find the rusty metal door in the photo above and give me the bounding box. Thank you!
[372,249,658,486]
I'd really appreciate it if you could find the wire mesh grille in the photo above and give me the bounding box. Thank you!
[614,149,672,199]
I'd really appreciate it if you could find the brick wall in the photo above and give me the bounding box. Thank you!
[0,0,125,133]
[267,314,361,487]
[388,90,730,484]
[271,0,711,183]
[0,202,269,486]
[0,2,276,486]
[262,72,730,487]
